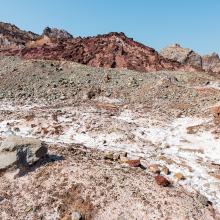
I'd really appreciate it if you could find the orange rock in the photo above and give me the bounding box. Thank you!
[126,159,141,167]
[155,175,171,187]
[174,172,185,181]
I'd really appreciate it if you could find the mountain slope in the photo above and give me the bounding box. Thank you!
[0,22,39,49]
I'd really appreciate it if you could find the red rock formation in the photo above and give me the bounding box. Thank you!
[0,22,199,73]
[3,32,188,72]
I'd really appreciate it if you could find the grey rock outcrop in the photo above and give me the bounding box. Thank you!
[43,27,73,39]
[0,136,48,170]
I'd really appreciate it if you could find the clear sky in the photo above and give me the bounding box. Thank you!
[0,0,219,55]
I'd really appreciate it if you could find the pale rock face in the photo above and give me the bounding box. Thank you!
[43,27,73,39]
[0,136,48,170]
[202,52,220,73]
[160,44,202,69]
[161,44,220,73]
[0,21,38,49]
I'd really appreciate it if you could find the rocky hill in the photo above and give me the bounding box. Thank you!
[0,56,220,219]
[161,44,220,74]
[0,22,38,49]
[0,21,200,73]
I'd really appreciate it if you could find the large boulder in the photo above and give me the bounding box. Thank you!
[160,44,202,69]
[0,136,48,170]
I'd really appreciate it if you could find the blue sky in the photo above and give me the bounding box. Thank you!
[0,0,219,55]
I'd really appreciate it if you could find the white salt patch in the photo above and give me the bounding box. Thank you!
[1,104,220,210]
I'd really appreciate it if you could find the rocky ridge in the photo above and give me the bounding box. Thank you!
[43,27,73,39]
[0,22,38,49]
[0,21,198,73]
[161,44,220,74]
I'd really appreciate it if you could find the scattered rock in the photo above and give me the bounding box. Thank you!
[0,196,4,202]
[161,166,170,175]
[125,159,141,167]
[155,175,171,187]
[0,135,48,170]
[210,105,220,124]
[87,90,96,99]
[174,172,185,181]
[104,152,128,162]
[148,164,161,174]
[113,153,120,161]
[120,156,128,163]
[104,152,114,161]
[71,211,82,220]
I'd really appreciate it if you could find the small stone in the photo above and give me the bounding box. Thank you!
[155,175,171,187]
[60,211,82,220]
[174,172,185,181]
[13,127,20,132]
[164,143,170,149]
[113,153,120,161]
[87,90,96,99]
[120,156,128,163]
[148,164,161,174]
[104,152,114,161]
[120,152,127,157]
[71,211,82,220]
[60,95,66,100]
[125,159,141,167]
[161,166,170,175]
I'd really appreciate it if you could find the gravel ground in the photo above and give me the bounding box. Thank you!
[1,55,220,118]
[0,144,217,220]
[1,55,220,219]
